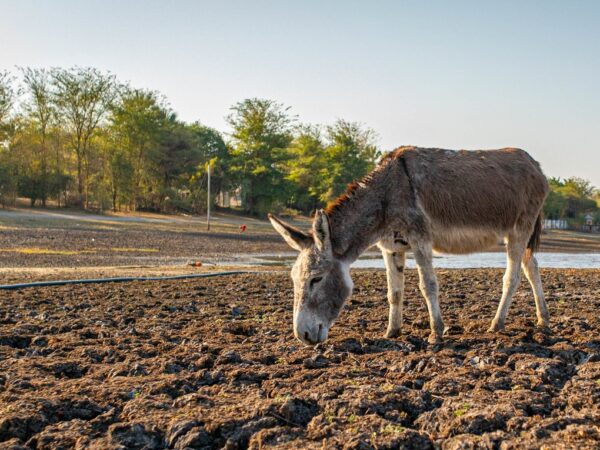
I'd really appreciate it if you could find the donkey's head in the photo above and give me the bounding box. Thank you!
[268,210,353,345]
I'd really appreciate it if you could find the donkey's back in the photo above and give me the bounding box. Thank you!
[391,147,548,254]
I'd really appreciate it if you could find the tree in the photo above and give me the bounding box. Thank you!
[154,119,197,192]
[285,125,327,213]
[110,88,170,208]
[0,71,15,126]
[562,177,595,198]
[320,119,380,203]
[19,68,57,206]
[1,67,392,216]
[543,189,567,219]
[187,122,230,212]
[544,177,598,220]
[0,147,17,207]
[52,67,116,207]
[0,71,16,144]
[107,148,134,212]
[227,98,295,215]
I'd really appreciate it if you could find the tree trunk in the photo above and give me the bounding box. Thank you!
[113,187,118,212]
[83,150,89,209]
[76,150,84,206]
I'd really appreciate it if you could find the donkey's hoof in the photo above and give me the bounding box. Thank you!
[385,328,401,339]
[487,322,504,333]
[536,319,550,329]
[536,321,551,332]
[427,333,443,345]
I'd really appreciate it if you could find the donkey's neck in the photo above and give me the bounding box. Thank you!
[326,167,393,262]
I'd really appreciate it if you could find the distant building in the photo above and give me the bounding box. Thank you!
[582,213,598,232]
[544,219,568,230]
[584,214,594,226]
[217,188,242,208]
[545,216,599,233]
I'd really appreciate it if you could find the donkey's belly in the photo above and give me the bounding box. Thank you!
[431,226,504,254]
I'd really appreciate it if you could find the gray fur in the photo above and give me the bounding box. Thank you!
[270,147,549,345]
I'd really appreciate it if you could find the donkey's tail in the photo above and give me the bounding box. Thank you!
[525,213,543,260]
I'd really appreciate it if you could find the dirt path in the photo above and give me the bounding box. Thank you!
[1,269,599,448]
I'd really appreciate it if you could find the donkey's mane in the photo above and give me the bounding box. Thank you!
[324,146,413,217]
[324,174,374,216]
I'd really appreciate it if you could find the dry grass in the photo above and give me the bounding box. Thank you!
[0,247,90,256]
[110,247,159,253]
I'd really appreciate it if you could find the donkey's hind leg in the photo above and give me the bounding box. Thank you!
[522,254,550,328]
[412,242,444,344]
[381,250,406,338]
[488,234,526,332]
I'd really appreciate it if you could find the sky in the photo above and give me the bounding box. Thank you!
[1,0,599,186]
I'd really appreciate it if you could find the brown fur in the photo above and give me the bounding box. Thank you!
[397,147,548,229]
[269,146,550,345]
[325,146,548,258]
[325,174,376,216]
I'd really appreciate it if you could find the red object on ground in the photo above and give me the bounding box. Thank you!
[240,224,247,232]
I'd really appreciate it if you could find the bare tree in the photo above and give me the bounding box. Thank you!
[20,68,56,205]
[52,67,116,207]
[0,71,15,129]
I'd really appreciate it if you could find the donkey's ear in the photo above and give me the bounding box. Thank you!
[312,209,332,254]
[268,214,312,252]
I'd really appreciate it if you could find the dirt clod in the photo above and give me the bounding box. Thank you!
[1,269,599,448]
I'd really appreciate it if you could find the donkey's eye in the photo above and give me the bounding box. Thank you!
[309,277,323,289]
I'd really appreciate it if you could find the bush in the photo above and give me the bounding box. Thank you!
[0,164,17,207]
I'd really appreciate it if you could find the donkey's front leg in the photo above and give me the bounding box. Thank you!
[381,250,406,338]
[412,243,444,344]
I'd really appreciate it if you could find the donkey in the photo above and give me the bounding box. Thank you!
[269,147,549,345]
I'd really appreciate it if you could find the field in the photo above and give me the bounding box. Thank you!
[0,208,296,272]
[1,270,600,449]
[0,208,599,282]
[1,208,600,449]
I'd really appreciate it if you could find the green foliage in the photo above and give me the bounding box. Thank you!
[543,190,568,219]
[562,177,595,198]
[2,67,386,216]
[109,88,172,210]
[321,119,380,203]
[51,67,117,206]
[8,65,597,223]
[0,150,17,206]
[285,125,327,213]
[0,71,15,122]
[284,120,380,213]
[108,148,135,211]
[227,98,295,215]
[56,69,110,199]
[20,68,55,138]
[187,122,230,198]
[544,176,598,220]
[17,174,45,207]
[453,403,471,417]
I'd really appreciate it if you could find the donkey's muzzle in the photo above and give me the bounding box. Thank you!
[295,322,326,345]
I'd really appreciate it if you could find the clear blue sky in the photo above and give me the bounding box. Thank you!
[1,0,599,186]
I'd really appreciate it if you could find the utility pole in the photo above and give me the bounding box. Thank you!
[206,161,211,231]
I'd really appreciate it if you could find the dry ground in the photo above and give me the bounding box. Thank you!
[1,208,598,272]
[1,269,600,449]
[0,208,296,269]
